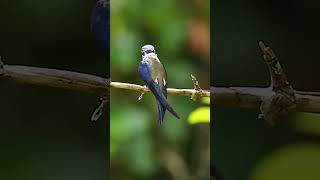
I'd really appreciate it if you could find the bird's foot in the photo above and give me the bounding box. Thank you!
[137,85,147,101]
[90,95,107,121]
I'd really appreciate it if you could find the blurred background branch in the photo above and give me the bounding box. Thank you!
[212,87,320,113]
[0,57,109,96]
[213,41,320,124]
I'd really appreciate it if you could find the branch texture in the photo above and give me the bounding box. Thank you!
[0,60,109,96]
[0,58,209,99]
[110,81,210,98]
[211,86,320,113]
[1,41,320,122]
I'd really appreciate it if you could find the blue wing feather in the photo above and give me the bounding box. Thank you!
[91,0,109,57]
[157,101,165,125]
[138,62,152,82]
[139,62,180,123]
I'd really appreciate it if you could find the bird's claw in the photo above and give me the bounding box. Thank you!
[137,85,147,101]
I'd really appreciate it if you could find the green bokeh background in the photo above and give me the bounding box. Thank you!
[110,0,210,179]
[0,1,107,179]
[213,0,320,179]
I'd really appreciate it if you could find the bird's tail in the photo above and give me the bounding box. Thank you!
[157,101,166,125]
[147,81,180,119]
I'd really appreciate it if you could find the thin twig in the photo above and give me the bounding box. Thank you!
[110,81,210,98]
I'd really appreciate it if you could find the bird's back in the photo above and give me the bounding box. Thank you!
[144,53,167,87]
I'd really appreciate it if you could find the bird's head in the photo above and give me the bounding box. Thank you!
[141,45,156,56]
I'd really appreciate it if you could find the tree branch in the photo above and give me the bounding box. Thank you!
[0,57,209,99]
[1,41,320,122]
[110,81,210,98]
[0,57,109,96]
[211,86,320,113]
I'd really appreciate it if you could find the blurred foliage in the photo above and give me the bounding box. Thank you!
[188,107,210,124]
[188,97,210,124]
[248,113,320,180]
[110,0,210,179]
[250,143,320,180]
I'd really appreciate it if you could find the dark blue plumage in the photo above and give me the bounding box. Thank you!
[90,0,109,122]
[91,0,109,58]
[138,45,180,125]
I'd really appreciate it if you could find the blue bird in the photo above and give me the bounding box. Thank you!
[91,0,109,58]
[90,0,109,121]
[138,45,180,125]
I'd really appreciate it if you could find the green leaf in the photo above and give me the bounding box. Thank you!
[188,107,210,124]
[201,97,210,104]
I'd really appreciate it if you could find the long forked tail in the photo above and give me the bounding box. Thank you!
[147,81,180,119]
[157,101,166,125]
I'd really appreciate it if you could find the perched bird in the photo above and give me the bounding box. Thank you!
[138,45,180,125]
[90,0,109,121]
[91,0,109,58]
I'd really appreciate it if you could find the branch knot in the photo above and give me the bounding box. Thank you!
[258,41,296,125]
[190,74,203,101]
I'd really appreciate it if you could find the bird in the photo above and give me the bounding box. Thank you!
[91,0,109,58]
[138,45,180,125]
[90,0,109,121]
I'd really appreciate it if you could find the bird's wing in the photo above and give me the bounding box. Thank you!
[139,62,180,119]
[156,101,166,125]
[91,0,109,55]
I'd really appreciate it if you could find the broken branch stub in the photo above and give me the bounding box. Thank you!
[258,41,296,125]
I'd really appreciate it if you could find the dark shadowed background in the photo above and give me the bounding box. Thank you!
[0,1,107,179]
[213,0,320,179]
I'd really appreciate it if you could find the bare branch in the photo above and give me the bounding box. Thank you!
[259,41,293,92]
[257,41,296,124]
[0,58,209,99]
[110,81,210,98]
[211,41,320,124]
[190,74,203,101]
[211,86,320,113]
[0,59,109,96]
[1,40,320,122]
